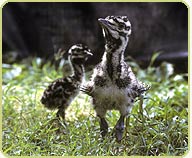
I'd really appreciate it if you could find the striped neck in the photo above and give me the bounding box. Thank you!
[70,62,85,81]
[102,35,129,80]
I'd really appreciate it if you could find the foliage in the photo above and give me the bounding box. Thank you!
[2,55,188,156]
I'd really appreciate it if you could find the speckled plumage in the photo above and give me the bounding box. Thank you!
[41,44,92,120]
[81,16,150,141]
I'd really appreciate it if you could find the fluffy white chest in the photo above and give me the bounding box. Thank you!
[93,84,133,111]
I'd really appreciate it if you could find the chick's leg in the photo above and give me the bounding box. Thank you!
[115,115,125,142]
[98,116,108,138]
[95,107,108,138]
[56,107,65,120]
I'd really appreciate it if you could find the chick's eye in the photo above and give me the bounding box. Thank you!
[119,23,125,30]
[125,26,131,31]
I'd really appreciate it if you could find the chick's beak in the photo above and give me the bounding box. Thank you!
[98,18,110,28]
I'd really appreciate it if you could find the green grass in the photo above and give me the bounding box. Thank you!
[2,55,188,156]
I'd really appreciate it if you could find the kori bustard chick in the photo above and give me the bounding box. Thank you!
[81,16,150,141]
[41,44,92,120]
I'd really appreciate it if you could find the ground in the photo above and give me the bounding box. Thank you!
[1,54,188,156]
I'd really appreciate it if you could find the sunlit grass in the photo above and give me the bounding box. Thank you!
[2,55,188,156]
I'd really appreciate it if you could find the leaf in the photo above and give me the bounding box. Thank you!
[148,52,161,68]
[3,64,22,82]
